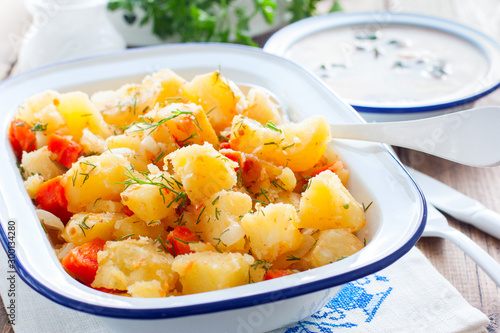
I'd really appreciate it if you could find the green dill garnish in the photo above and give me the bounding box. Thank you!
[212,196,220,205]
[78,161,97,186]
[264,121,282,133]
[30,122,48,132]
[165,97,182,103]
[343,203,350,210]
[286,255,301,261]
[174,237,198,244]
[259,187,271,204]
[213,236,227,247]
[93,197,102,206]
[355,32,378,40]
[119,168,184,206]
[270,180,286,191]
[155,233,172,255]
[115,233,135,241]
[251,198,268,206]
[196,206,206,224]
[79,215,92,230]
[336,256,348,261]
[282,143,295,151]
[218,134,230,142]
[205,106,216,116]
[364,238,367,246]
[251,260,271,271]
[168,191,187,208]
[71,170,78,186]
[214,207,221,220]
[362,201,373,212]
[179,132,199,146]
[154,151,165,164]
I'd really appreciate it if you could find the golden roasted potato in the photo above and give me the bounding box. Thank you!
[229,115,330,172]
[150,103,218,148]
[113,215,165,240]
[299,229,364,269]
[92,237,178,296]
[120,172,182,222]
[21,146,66,180]
[195,190,252,252]
[298,170,365,231]
[182,71,247,133]
[240,203,303,261]
[172,251,253,294]
[143,68,186,105]
[243,87,282,126]
[61,153,131,212]
[168,143,237,205]
[62,212,126,245]
[57,92,112,140]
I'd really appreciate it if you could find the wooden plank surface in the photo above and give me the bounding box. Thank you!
[0,0,499,332]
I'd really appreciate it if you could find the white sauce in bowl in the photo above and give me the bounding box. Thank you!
[285,24,490,107]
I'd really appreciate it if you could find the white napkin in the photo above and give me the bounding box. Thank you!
[0,247,489,333]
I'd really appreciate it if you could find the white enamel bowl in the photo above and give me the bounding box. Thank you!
[0,44,425,333]
[264,12,500,122]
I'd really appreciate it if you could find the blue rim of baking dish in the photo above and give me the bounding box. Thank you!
[263,12,500,114]
[0,43,427,319]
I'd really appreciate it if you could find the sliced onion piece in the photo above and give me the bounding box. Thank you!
[36,209,65,232]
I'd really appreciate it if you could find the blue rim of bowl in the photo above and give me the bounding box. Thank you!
[0,43,427,319]
[263,12,500,114]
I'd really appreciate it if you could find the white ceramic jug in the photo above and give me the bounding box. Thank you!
[17,0,125,72]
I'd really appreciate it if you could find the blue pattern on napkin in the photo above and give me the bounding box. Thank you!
[285,274,392,332]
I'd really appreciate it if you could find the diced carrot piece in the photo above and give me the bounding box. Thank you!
[219,141,231,149]
[264,269,295,280]
[8,120,36,159]
[35,176,72,223]
[122,205,135,217]
[310,161,344,178]
[166,226,200,257]
[47,133,83,168]
[62,238,106,284]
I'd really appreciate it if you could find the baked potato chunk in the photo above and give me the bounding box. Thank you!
[299,229,364,269]
[195,190,252,252]
[61,153,131,213]
[92,237,177,296]
[149,103,218,148]
[229,115,330,172]
[240,203,303,261]
[182,71,247,133]
[168,143,237,205]
[21,146,66,180]
[14,90,65,134]
[57,92,112,140]
[62,212,126,245]
[113,215,165,242]
[120,172,181,222]
[143,68,186,105]
[91,75,161,128]
[298,170,365,231]
[172,251,253,294]
[243,87,282,126]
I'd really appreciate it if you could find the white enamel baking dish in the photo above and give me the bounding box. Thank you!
[0,44,425,333]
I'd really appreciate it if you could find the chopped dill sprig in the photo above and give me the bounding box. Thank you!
[114,233,135,241]
[265,121,282,133]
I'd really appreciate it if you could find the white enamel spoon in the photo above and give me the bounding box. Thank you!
[330,106,500,167]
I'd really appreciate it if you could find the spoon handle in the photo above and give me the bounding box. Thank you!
[430,225,500,286]
[330,106,500,167]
